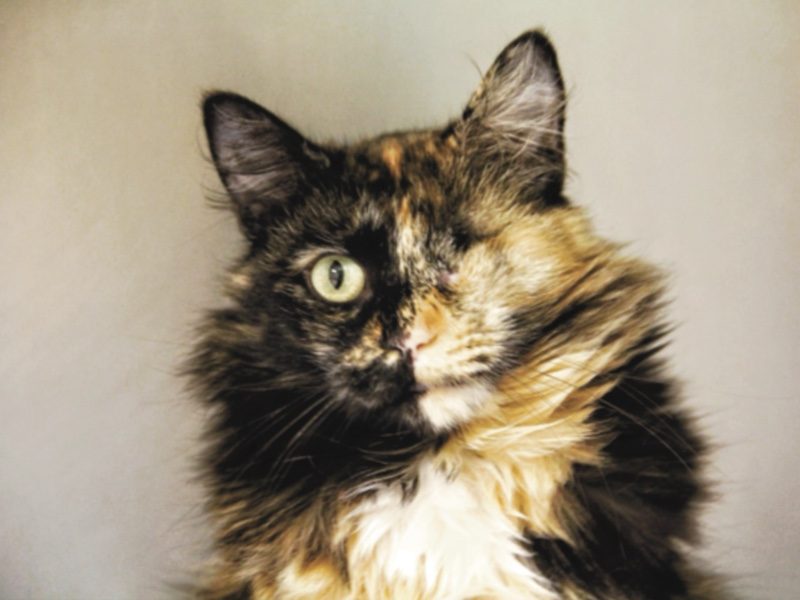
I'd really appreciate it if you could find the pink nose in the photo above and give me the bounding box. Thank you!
[402,324,438,355]
[397,296,446,357]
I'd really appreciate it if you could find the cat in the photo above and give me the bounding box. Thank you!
[188,31,718,599]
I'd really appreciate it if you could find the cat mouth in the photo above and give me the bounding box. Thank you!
[413,380,468,395]
[414,379,488,398]
[410,382,430,395]
[412,370,492,394]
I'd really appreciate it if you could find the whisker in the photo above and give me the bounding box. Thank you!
[552,356,698,453]
[521,366,695,472]
[595,397,694,472]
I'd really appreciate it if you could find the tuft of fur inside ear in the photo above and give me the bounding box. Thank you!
[203,93,327,242]
[459,31,567,202]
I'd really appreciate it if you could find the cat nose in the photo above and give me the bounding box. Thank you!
[404,324,438,354]
[400,295,447,356]
[388,324,438,359]
[389,294,446,358]
[389,329,432,358]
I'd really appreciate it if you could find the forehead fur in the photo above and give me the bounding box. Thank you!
[346,129,458,192]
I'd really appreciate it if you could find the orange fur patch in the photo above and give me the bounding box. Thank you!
[413,290,447,345]
[380,139,404,180]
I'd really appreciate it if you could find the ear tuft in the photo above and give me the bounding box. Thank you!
[203,93,321,242]
[460,31,567,201]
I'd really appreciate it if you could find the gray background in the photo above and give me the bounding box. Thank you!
[2,1,798,598]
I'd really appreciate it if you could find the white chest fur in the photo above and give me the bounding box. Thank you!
[341,459,557,600]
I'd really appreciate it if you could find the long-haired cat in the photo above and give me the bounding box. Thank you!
[188,31,717,599]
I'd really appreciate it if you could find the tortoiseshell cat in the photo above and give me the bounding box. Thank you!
[189,31,718,599]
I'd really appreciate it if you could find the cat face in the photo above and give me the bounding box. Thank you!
[202,32,573,434]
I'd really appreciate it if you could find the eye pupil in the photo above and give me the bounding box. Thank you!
[329,260,344,289]
[309,254,364,303]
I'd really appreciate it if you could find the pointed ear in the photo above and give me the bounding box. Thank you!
[460,31,566,201]
[203,93,329,242]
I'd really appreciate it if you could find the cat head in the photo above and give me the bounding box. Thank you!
[199,32,615,435]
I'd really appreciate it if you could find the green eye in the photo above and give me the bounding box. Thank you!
[309,255,366,303]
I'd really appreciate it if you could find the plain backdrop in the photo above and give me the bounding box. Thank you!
[2,1,798,598]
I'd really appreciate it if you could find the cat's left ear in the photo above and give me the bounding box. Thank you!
[459,31,566,202]
[203,93,330,243]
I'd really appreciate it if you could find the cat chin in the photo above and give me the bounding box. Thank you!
[417,383,493,431]
[341,381,492,434]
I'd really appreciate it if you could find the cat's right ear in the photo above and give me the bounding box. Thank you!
[203,93,327,243]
